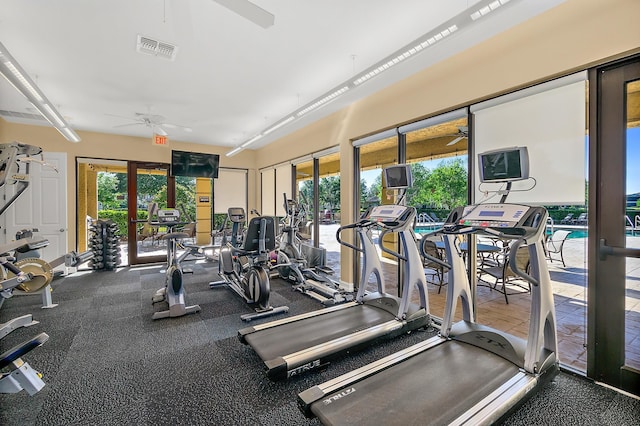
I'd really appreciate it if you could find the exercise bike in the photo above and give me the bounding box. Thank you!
[210,207,288,321]
[274,194,352,305]
[151,209,201,320]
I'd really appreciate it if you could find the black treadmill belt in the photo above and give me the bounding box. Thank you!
[311,341,521,426]
[245,304,396,362]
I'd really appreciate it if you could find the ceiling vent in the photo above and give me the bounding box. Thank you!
[0,109,47,121]
[136,34,178,61]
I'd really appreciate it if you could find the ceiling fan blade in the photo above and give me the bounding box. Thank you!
[154,126,169,136]
[212,0,275,28]
[113,122,144,128]
[447,136,465,146]
[106,113,140,122]
[163,122,193,132]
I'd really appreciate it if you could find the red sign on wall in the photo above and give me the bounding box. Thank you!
[154,134,168,145]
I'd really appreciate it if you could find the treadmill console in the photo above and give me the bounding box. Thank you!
[457,204,530,229]
[444,203,547,240]
[368,205,409,223]
[158,209,181,224]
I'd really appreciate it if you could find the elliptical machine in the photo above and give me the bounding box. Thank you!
[274,194,352,305]
[151,209,201,320]
[210,208,289,321]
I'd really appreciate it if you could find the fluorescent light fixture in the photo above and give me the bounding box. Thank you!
[0,42,81,142]
[471,0,510,20]
[226,147,242,157]
[262,116,295,135]
[297,86,350,117]
[353,25,458,86]
[60,127,81,143]
[241,134,263,148]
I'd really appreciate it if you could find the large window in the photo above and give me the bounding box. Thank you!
[403,112,469,319]
[292,150,342,276]
[355,132,399,293]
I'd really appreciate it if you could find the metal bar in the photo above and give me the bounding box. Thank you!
[599,238,640,259]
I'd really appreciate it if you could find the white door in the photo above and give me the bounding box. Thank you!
[2,152,68,262]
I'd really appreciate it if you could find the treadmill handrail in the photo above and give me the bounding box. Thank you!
[419,237,451,270]
[378,228,407,261]
[508,239,539,287]
[335,220,374,253]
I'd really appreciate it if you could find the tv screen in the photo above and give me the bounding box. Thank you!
[478,147,529,183]
[171,150,219,178]
[383,164,413,189]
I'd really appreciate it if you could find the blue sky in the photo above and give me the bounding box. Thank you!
[627,127,640,194]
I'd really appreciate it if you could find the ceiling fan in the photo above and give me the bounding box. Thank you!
[110,112,193,136]
[446,126,468,146]
[211,0,275,28]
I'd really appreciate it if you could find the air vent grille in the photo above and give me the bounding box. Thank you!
[136,34,178,61]
[0,110,47,121]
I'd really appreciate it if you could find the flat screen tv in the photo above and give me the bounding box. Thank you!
[478,146,529,183]
[171,150,219,178]
[383,164,413,189]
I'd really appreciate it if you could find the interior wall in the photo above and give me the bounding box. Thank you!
[254,0,640,284]
[0,120,257,250]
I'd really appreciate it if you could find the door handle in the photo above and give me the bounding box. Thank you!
[59,228,65,232]
[599,238,640,260]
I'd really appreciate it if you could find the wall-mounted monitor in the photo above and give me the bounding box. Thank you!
[478,146,529,183]
[171,150,220,178]
[383,164,413,189]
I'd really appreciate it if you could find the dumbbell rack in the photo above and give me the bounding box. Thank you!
[88,220,121,271]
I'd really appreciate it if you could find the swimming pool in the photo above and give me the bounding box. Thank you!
[546,227,639,239]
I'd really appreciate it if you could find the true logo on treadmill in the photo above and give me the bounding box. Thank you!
[287,359,321,377]
[322,387,356,405]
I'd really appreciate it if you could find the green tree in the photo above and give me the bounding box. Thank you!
[137,174,167,203]
[319,176,341,210]
[298,180,314,217]
[360,178,369,208]
[406,163,432,206]
[151,179,196,218]
[425,158,468,209]
[97,172,119,210]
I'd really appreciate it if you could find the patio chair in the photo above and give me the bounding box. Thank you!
[429,212,440,222]
[138,202,161,245]
[560,213,574,224]
[419,237,448,294]
[546,230,572,267]
[181,222,196,238]
[138,222,157,244]
[478,243,530,304]
[572,213,587,225]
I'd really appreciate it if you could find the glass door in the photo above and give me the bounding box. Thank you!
[590,58,640,395]
[127,161,175,265]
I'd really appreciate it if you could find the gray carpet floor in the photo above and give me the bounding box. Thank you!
[1,260,639,425]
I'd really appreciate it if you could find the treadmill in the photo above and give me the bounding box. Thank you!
[298,202,559,425]
[238,203,431,381]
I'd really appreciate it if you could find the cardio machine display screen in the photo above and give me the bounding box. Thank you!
[478,210,505,217]
[369,205,407,222]
[458,204,530,228]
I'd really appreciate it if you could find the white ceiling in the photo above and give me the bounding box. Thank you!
[0,0,565,151]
